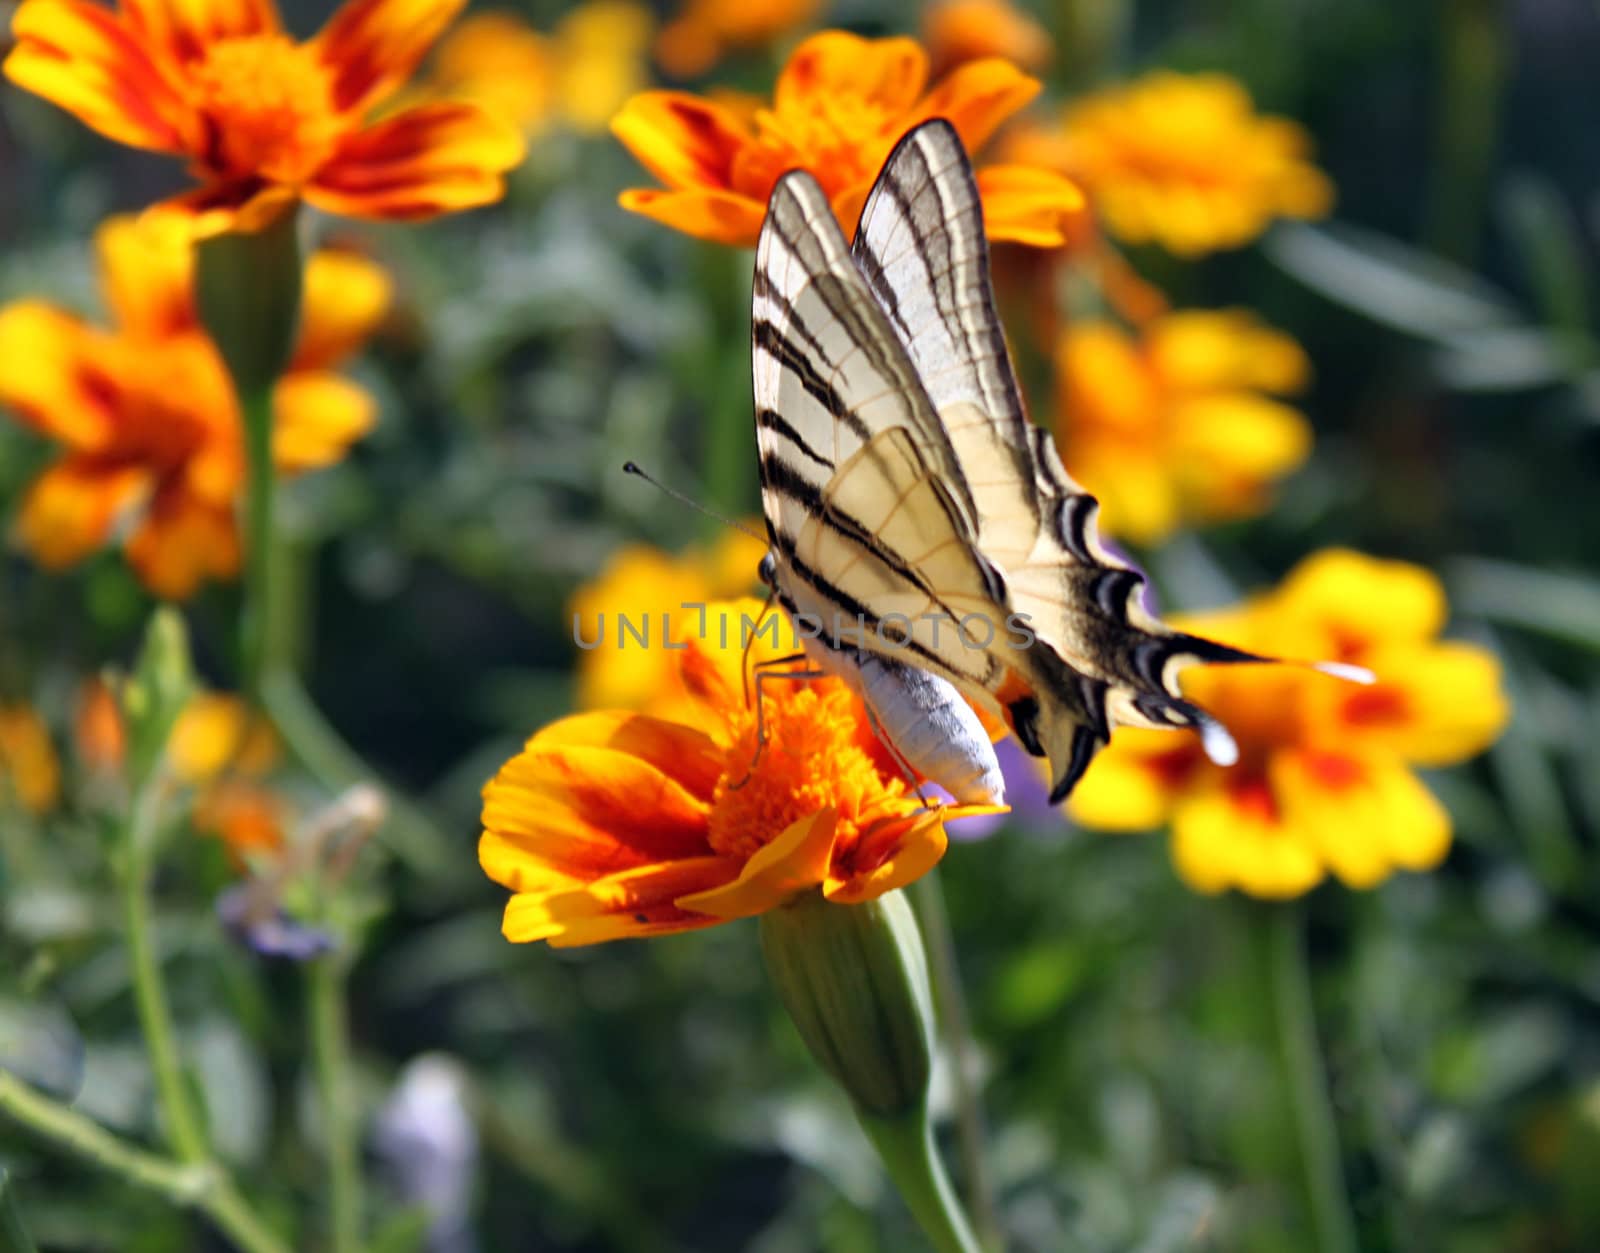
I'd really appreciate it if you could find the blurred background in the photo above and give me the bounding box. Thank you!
[3,0,1600,1249]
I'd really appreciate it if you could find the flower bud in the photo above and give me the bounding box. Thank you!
[195,204,303,395]
[124,607,196,787]
[758,887,934,1119]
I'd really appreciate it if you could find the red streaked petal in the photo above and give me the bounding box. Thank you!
[5,0,192,151]
[675,806,841,920]
[824,808,949,905]
[527,712,725,802]
[610,91,752,194]
[16,458,148,569]
[304,102,524,221]
[313,0,466,113]
[502,856,740,946]
[616,187,767,247]
[122,0,277,67]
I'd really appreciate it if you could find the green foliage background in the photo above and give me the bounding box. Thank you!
[3,0,1600,1249]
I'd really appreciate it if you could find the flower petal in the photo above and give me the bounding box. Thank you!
[271,372,376,473]
[305,102,524,220]
[124,486,241,599]
[15,458,147,569]
[291,250,392,371]
[504,856,738,946]
[1274,549,1448,651]
[776,32,927,121]
[0,301,119,449]
[1170,774,1323,898]
[973,164,1089,248]
[4,0,192,151]
[143,180,298,239]
[480,740,713,893]
[911,56,1039,154]
[1068,727,1197,831]
[675,805,841,919]
[616,187,767,247]
[95,214,196,339]
[313,0,466,113]
[122,0,277,67]
[1273,749,1451,888]
[528,712,725,802]
[824,809,949,904]
[1315,641,1510,767]
[610,90,751,193]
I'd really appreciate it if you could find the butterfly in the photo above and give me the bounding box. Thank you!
[751,119,1347,806]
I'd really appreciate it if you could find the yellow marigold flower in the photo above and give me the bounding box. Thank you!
[482,599,1003,946]
[923,0,1051,79]
[655,0,818,79]
[1051,309,1313,545]
[1008,70,1333,256]
[1070,550,1511,899]
[0,704,61,815]
[3,0,525,233]
[0,214,390,598]
[569,527,765,719]
[612,29,1089,248]
[425,3,652,138]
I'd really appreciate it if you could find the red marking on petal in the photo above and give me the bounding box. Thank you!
[1227,772,1280,823]
[1341,686,1410,728]
[1302,751,1366,791]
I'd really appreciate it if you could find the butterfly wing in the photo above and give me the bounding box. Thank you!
[850,119,1265,798]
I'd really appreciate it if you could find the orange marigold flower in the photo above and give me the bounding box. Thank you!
[612,29,1088,248]
[1005,70,1333,256]
[482,599,1004,946]
[655,0,818,79]
[568,528,765,719]
[170,691,286,860]
[424,3,652,138]
[0,703,61,815]
[923,0,1051,79]
[3,0,525,233]
[1050,309,1313,545]
[1070,550,1511,899]
[0,214,390,598]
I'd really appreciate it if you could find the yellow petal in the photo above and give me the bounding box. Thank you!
[1170,778,1323,899]
[271,372,376,473]
[675,805,841,919]
[1275,549,1449,649]
[973,164,1090,249]
[823,810,949,905]
[292,250,392,371]
[502,856,738,946]
[96,214,196,339]
[0,302,118,449]
[16,459,147,569]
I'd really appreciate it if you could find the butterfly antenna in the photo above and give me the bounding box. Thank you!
[622,462,765,542]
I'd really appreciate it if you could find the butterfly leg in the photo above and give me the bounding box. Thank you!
[726,660,826,791]
[856,698,936,809]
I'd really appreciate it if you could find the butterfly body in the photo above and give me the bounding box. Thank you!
[753,120,1266,805]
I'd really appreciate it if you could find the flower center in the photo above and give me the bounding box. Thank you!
[706,681,901,861]
[189,36,339,181]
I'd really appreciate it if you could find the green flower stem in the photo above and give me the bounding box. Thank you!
[239,387,279,700]
[121,769,207,1165]
[308,954,361,1253]
[0,1072,289,1253]
[1261,903,1359,1253]
[858,1109,984,1253]
[0,1169,38,1253]
[910,873,1000,1250]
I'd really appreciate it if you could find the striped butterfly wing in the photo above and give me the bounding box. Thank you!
[754,163,1006,693]
[849,120,1262,799]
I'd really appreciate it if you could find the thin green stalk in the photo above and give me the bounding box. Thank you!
[859,1109,984,1253]
[121,771,207,1165]
[240,387,277,701]
[308,955,361,1253]
[911,873,1000,1250]
[1262,904,1359,1253]
[0,1072,289,1253]
[0,1169,38,1253]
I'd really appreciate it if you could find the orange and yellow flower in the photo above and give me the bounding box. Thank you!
[170,692,286,861]
[612,30,1088,248]
[1051,309,1313,545]
[569,528,766,718]
[0,704,61,815]
[923,0,1052,79]
[1070,550,1510,898]
[424,3,652,138]
[655,0,818,79]
[1006,70,1333,255]
[482,599,1003,946]
[0,214,390,598]
[4,0,525,233]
